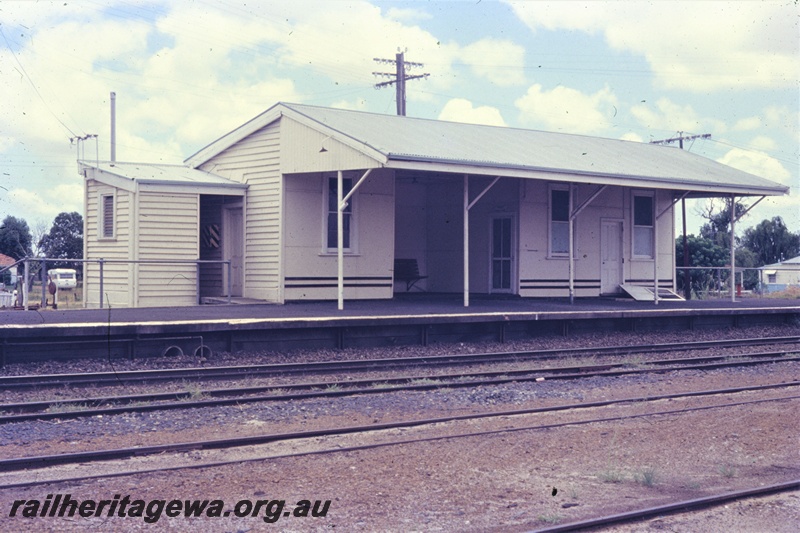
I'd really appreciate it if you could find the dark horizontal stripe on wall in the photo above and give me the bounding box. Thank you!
[520,285,601,290]
[626,279,673,283]
[520,279,600,284]
[285,276,392,281]
[285,283,393,289]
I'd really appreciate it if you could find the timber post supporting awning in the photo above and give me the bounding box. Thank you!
[568,184,607,304]
[463,174,502,307]
[337,168,374,311]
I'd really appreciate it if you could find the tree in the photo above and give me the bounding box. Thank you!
[39,212,83,267]
[740,217,800,266]
[30,219,50,257]
[675,234,729,298]
[697,197,747,249]
[0,216,33,260]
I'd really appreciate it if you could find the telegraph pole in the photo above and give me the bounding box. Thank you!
[650,132,711,299]
[373,51,429,116]
[650,131,711,149]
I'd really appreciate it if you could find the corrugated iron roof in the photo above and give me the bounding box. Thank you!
[81,161,247,188]
[283,103,787,195]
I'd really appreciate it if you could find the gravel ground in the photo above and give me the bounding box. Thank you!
[0,325,798,531]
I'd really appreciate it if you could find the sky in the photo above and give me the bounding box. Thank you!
[1,0,798,239]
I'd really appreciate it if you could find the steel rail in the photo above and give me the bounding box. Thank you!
[530,479,800,532]
[0,385,797,475]
[2,335,799,390]
[1,355,798,423]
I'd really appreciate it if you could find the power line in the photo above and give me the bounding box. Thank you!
[373,51,429,116]
[0,26,83,139]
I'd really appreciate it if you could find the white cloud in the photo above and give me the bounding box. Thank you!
[438,99,507,127]
[461,38,525,87]
[386,7,432,23]
[506,1,799,91]
[514,84,618,134]
[733,116,762,132]
[717,148,791,185]
[620,132,644,143]
[748,136,778,152]
[4,182,82,223]
[630,98,726,138]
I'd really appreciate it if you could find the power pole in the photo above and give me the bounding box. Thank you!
[650,131,711,149]
[650,132,711,300]
[373,51,429,116]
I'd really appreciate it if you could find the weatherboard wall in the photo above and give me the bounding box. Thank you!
[282,169,395,300]
[198,120,283,303]
[84,178,133,308]
[135,191,199,307]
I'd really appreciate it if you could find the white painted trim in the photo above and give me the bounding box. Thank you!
[631,190,655,260]
[97,188,117,241]
[548,183,571,258]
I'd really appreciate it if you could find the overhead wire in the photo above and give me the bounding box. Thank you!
[0,25,84,140]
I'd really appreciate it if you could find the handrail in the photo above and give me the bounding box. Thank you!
[2,257,233,309]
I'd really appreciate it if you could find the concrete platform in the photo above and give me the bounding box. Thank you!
[2,294,799,326]
[1,295,798,364]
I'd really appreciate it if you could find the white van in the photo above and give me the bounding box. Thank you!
[48,268,78,289]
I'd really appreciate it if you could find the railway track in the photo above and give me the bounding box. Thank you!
[2,335,799,390]
[531,479,800,532]
[1,351,797,423]
[0,382,797,482]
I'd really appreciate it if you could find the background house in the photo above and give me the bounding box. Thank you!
[763,256,800,293]
[79,103,789,308]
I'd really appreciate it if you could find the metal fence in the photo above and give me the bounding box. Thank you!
[676,266,800,299]
[1,257,232,310]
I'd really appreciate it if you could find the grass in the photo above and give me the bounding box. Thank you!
[717,464,737,478]
[46,402,90,414]
[621,354,646,369]
[636,467,658,487]
[180,381,208,401]
[538,513,562,524]
[598,467,626,483]
[409,378,440,386]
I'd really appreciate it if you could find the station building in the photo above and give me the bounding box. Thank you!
[79,103,788,308]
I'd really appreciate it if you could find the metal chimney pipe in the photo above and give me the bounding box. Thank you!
[110,91,116,163]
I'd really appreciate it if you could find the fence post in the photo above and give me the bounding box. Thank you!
[99,258,104,309]
[196,262,201,305]
[23,259,29,310]
[40,258,47,308]
[227,261,232,304]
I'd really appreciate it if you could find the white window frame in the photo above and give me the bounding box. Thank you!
[632,191,655,259]
[322,174,358,254]
[98,190,116,241]
[548,184,571,258]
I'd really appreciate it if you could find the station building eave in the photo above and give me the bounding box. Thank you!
[79,161,247,196]
[385,157,789,198]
